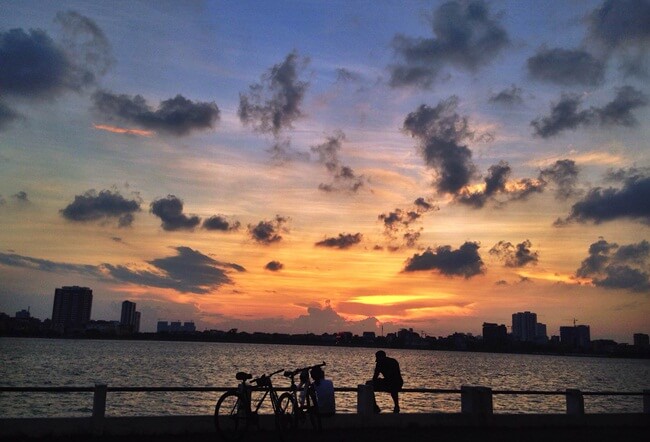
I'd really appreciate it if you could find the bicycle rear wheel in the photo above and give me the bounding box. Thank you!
[215,391,248,441]
[276,392,297,436]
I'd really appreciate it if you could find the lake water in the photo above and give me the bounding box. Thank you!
[0,338,648,417]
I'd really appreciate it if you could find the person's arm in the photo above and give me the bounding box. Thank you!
[372,362,380,380]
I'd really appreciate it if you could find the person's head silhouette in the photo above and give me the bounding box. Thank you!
[310,366,324,383]
[375,350,386,361]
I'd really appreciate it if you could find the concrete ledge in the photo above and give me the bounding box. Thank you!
[1,413,648,439]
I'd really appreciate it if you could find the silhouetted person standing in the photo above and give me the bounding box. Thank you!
[369,350,403,413]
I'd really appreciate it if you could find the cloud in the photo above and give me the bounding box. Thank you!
[311,131,366,193]
[379,197,438,248]
[12,191,29,203]
[402,96,477,194]
[531,86,648,138]
[315,233,363,249]
[403,241,485,278]
[60,189,141,227]
[291,302,378,335]
[576,238,650,292]
[540,159,580,200]
[527,47,605,86]
[389,0,509,88]
[490,239,539,267]
[202,215,240,232]
[556,173,650,225]
[150,195,200,231]
[238,51,308,136]
[265,261,284,271]
[488,85,523,106]
[92,90,219,136]
[0,247,244,295]
[248,215,289,245]
[0,101,21,130]
[586,0,650,78]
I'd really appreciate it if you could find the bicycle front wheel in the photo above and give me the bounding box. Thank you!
[215,391,248,441]
[276,392,297,435]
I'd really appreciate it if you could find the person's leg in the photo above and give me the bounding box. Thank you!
[390,391,400,413]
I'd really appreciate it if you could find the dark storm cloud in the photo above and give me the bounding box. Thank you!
[576,238,650,292]
[248,215,289,245]
[150,195,200,231]
[60,189,141,227]
[315,233,363,249]
[311,131,366,193]
[403,241,485,278]
[238,51,308,136]
[605,166,650,183]
[540,159,580,200]
[12,191,29,203]
[488,85,523,106]
[379,197,438,248]
[403,97,477,194]
[202,215,240,232]
[92,90,220,136]
[265,261,284,272]
[490,239,539,268]
[104,246,245,294]
[556,174,650,225]
[586,0,650,77]
[527,48,605,86]
[532,87,648,138]
[389,0,509,89]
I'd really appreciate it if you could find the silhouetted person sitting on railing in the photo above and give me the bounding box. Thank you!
[310,365,335,416]
[367,350,403,413]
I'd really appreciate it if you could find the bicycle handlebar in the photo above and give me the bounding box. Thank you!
[283,361,327,378]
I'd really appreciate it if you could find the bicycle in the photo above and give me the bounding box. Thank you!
[279,362,326,432]
[214,368,296,441]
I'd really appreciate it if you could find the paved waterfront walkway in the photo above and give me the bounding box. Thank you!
[4,426,647,442]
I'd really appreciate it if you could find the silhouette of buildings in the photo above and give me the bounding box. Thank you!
[511,311,547,343]
[120,300,141,333]
[633,333,649,347]
[560,324,591,350]
[157,320,196,333]
[51,286,92,333]
[482,322,507,346]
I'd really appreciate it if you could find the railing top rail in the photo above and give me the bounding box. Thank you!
[0,386,645,396]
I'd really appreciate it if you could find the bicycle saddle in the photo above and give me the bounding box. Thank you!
[236,371,253,381]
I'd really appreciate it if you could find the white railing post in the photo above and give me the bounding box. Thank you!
[644,390,650,414]
[566,389,584,415]
[461,386,493,415]
[92,383,107,435]
[357,383,374,416]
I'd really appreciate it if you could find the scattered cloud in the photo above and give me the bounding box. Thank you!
[93,124,154,137]
[311,131,366,193]
[12,191,29,203]
[532,86,649,138]
[60,189,141,227]
[150,195,200,231]
[202,215,240,232]
[0,101,21,130]
[402,96,478,194]
[389,0,509,89]
[540,159,580,200]
[527,47,605,86]
[488,85,523,106]
[403,241,485,278]
[379,197,438,248]
[315,233,363,249]
[556,173,650,225]
[265,261,284,271]
[490,239,539,268]
[248,215,290,245]
[576,238,650,292]
[92,91,219,136]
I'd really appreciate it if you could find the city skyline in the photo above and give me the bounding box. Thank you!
[1,1,649,342]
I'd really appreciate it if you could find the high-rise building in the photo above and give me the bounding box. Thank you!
[121,301,136,327]
[52,286,93,332]
[560,325,591,349]
[633,333,649,347]
[482,322,507,344]
[512,311,537,342]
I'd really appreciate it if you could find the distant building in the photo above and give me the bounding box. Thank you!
[52,286,93,332]
[362,331,376,343]
[535,323,548,344]
[633,333,649,347]
[15,308,31,319]
[157,320,196,333]
[560,325,591,350]
[482,322,507,345]
[120,301,140,333]
[512,311,537,342]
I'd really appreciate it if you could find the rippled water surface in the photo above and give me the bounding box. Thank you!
[1,338,647,416]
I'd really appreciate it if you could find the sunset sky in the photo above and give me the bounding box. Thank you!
[1,0,648,342]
